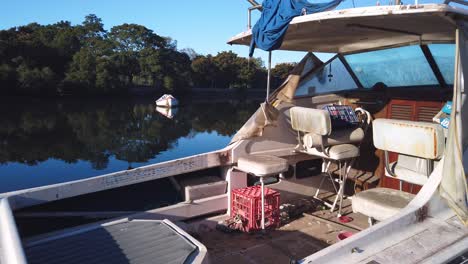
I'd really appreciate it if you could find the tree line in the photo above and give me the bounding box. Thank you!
[0,15,296,96]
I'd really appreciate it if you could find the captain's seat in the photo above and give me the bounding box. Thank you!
[289,106,371,216]
[352,119,445,225]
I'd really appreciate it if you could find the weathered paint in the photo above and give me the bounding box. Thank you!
[300,158,454,263]
[228,4,463,53]
[1,149,233,210]
[373,119,445,160]
[133,194,228,222]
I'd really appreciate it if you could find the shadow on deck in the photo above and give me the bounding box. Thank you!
[185,175,370,264]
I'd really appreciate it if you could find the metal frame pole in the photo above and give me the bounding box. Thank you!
[266,51,272,102]
[260,177,265,230]
[0,198,27,264]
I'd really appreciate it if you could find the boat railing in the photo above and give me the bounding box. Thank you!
[248,4,262,29]
[0,198,27,264]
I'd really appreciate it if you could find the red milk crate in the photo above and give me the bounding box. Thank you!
[231,185,280,232]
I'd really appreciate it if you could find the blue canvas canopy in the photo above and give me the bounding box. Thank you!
[249,0,344,57]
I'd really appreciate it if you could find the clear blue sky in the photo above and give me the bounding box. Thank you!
[0,0,440,66]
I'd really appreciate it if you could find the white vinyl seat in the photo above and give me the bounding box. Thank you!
[352,119,445,225]
[305,143,359,160]
[236,155,288,230]
[289,106,371,216]
[237,155,289,176]
[352,187,415,221]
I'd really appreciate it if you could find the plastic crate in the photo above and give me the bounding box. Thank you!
[231,185,280,232]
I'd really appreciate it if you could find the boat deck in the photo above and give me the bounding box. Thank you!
[186,175,370,264]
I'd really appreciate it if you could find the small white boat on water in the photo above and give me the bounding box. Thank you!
[155,94,179,108]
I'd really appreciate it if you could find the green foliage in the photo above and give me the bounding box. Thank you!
[16,63,57,95]
[109,23,166,52]
[192,52,269,90]
[0,63,16,91]
[0,15,295,96]
[63,48,96,93]
[271,62,296,87]
[191,55,216,88]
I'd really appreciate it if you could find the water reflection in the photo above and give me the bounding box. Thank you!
[0,98,259,192]
[155,106,178,119]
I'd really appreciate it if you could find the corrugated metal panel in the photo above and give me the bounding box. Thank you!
[25,221,197,264]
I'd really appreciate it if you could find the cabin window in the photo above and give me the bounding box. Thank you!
[301,55,318,76]
[428,44,455,85]
[294,57,358,96]
[344,45,439,88]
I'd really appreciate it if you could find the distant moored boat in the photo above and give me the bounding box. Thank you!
[155,94,179,108]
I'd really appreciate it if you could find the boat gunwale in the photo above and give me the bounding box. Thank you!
[0,144,237,210]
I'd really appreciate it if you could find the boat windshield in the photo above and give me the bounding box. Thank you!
[294,43,455,97]
[295,56,358,96]
[344,44,455,88]
[428,44,455,85]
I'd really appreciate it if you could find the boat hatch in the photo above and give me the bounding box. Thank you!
[228,4,465,53]
[24,219,207,264]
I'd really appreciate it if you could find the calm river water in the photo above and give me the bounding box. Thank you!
[0,97,259,193]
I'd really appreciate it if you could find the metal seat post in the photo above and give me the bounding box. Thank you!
[314,160,338,198]
[260,177,265,230]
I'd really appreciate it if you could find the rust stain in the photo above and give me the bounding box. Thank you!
[415,205,428,222]
[388,121,439,159]
[218,151,231,166]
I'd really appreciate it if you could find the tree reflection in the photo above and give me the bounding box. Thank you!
[0,98,258,169]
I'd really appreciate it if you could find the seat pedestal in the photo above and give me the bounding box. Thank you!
[237,155,288,230]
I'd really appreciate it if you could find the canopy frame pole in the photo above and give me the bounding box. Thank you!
[266,51,272,102]
[248,5,262,30]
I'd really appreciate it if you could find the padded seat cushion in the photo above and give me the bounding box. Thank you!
[352,188,415,221]
[237,155,288,176]
[386,161,430,186]
[305,144,359,160]
[303,127,364,149]
[373,119,445,159]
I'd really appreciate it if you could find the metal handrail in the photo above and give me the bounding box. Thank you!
[246,0,261,7]
[248,5,262,30]
[0,198,27,264]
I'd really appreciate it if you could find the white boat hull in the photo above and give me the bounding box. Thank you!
[155,94,179,108]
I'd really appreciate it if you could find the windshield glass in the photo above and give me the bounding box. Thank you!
[294,57,358,97]
[344,45,439,88]
[428,44,455,85]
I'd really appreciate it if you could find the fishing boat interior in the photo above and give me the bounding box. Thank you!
[1,2,468,264]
